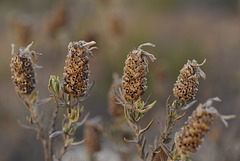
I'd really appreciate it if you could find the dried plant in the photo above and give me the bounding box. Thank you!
[172,59,206,109]
[115,43,157,161]
[63,41,97,97]
[10,42,40,94]
[11,40,98,161]
[10,42,52,161]
[108,73,124,119]
[173,97,235,160]
[84,117,103,161]
[121,43,156,101]
[149,59,235,161]
[48,40,97,161]
[11,40,236,161]
[9,20,32,46]
[44,3,67,37]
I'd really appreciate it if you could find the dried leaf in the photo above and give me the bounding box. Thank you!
[139,119,154,135]
[36,97,52,106]
[49,131,64,139]
[123,137,137,144]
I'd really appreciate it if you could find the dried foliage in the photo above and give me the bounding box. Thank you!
[45,4,67,37]
[84,118,102,156]
[108,73,124,118]
[115,43,157,161]
[9,20,32,46]
[10,42,52,161]
[11,41,236,161]
[48,40,97,161]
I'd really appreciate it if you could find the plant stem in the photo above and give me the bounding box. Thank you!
[48,106,59,161]
[18,93,50,161]
[124,105,146,161]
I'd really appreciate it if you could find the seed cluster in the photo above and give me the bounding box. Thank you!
[63,41,96,97]
[175,103,213,153]
[10,43,39,94]
[122,43,156,101]
[173,59,206,103]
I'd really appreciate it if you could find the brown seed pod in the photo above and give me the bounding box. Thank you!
[122,43,156,101]
[63,40,97,97]
[173,59,206,104]
[9,20,31,46]
[45,3,67,37]
[175,97,235,153]
[10,42,41,95]
[108,73,123,118]
[84,118,102,155]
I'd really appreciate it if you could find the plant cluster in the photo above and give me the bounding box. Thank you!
[11,41,235,161]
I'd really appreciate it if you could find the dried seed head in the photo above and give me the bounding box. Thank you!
[63,40,97,97]
[173,59,206,103]
[175,97,235,153]
[122,43,156,101]
[9,20,31,46]
[108,73,123,118]
[84,118,102,154]
[10,42,41,94]
[45,3,67,37]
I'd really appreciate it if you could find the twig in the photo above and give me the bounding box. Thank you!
[18,120,37,131]
[123,104,154,161]
[17,92,50,161]
[70,139,85,146]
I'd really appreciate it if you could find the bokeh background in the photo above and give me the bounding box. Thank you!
[0,0,240,161]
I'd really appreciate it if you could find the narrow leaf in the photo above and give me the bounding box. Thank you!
[49,131,64,139]
[139,119,154,135]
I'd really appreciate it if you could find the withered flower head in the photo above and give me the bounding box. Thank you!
[122,43,156,101]
[173,59,206,103]
[175,97,235,153]
[84,118,102,155]
[63,40,97,97]
[108,73,123,118]
[10,42,41,94]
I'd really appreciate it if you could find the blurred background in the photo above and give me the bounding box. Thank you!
[0,0,240,161]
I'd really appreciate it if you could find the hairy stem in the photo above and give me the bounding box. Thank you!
[18,93,50,161]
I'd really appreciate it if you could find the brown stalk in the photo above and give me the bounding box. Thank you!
[123,104,154,161]
[17,93,51,161]
[48,106,59,160]
[149,95,187,161]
